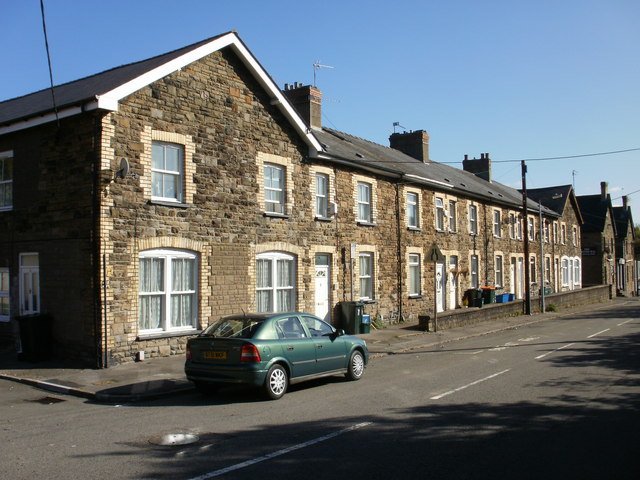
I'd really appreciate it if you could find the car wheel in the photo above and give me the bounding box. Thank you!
[346,350,365,381]
[194,381,220,395]
[264,364,288,400]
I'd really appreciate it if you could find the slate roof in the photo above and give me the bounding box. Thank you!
[0,35,225,126]
[577,194,615,234]
[315,127,555,214]
[612,206,634,239]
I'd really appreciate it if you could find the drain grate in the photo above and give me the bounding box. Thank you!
[148,433,199,446]
[31,396,66,405]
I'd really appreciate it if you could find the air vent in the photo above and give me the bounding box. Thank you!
[355,153,364,158]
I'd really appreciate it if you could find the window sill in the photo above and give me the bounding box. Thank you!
[357,221,377,227]
[264,212,290,219]
[137,329,200,341]
[448,230,459,234]
[315,216,334,222]
[359,299,378,304]
[408,294,423,300]
[407,227,422,232]
[148,200,191,209]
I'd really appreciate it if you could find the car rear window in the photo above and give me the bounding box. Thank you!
[202,317,264,338]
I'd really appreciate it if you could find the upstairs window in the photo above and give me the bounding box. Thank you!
[469,204,478,235]
[493,209,502,238]
[357,182,372,223]
[315,173,329,218]
[544,220,550,243]
[152,142,184,202]
[406,192,419,228]
[528,217,535,241]
[509,213,516,239]
[572,226,578,246]
[561,224,567,244]
[0,151,13,211]
[435,197,445,231]
[448,200,457,232]
[264,164,286,214]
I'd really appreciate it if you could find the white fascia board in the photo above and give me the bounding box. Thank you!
[0,105,84,136]
[93,32,322,154]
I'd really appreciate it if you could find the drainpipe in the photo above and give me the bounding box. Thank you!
[395,183,403,323]
[92,113,105,367]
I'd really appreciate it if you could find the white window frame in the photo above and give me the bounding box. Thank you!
[151,141,184,203]
[138,249,198,333]
[528,217,535,241]
[264,163,286,214]
[530,256,537,284]
[406,192,419,228]
[561,224,567,244]
[359,252,375,300]
[469,204,478,235]
[435,197,445,231]
[357,182,372,223]
[408,253,421,296]
[0,268,9,322]
[0,151,13,211]
[493,209,502,238]
[448,200,457,232]
[509,213,516,239]
[470,255,479,289]
[495,255,503,287]
[517,215,523,240]
[19,253,39,315]
[572,226,578,246]
[573,258,581,287]
[256,252,296,313]
[315,173,329,218]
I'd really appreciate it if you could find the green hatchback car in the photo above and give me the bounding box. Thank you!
[185,313,369,400]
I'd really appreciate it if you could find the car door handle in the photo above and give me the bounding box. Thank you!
[316,344,323,349]
[287,346,294,351]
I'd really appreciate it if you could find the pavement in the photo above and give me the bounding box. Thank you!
[0,298,629,402]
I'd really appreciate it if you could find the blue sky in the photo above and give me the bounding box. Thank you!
[2,0,639,209]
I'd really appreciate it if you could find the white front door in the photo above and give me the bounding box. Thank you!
[19,253,40,315]
[448,256,458,310]
[436,262,445,313]
[315,254,330,322]
[509,258,516,295]
[517,258,524,299]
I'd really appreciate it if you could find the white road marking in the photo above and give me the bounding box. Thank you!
[587,328,610,338]
[186,422,373,479]
[617,319,633,326]
[430,369,511,400]
[535,343,575,360]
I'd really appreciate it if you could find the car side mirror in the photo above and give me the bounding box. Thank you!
[336,329,345,337]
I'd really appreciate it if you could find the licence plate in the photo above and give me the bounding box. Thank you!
[203,350,227,360]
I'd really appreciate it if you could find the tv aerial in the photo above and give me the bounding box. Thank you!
[313,60,334,86]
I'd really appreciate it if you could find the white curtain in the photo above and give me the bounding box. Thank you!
[171,258,194,328]
[139,258,164,330]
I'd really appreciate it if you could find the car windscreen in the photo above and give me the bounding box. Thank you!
[201,317,265,338]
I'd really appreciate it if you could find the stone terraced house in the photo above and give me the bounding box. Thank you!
[0,32,585,366]
[612,196,637,296]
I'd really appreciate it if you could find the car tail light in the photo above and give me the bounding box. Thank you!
[240,344,261,363]
[186,344,192,361]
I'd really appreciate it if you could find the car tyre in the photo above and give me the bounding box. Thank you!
[195,381,220,395]
[264,364,288,400]
[346,350,365,381]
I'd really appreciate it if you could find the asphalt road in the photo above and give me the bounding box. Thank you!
[2,300,639,479]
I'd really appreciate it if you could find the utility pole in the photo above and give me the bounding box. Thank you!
[521,161,532,315]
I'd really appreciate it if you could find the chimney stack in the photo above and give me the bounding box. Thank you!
[282,83,322,129]
[462,153,492,182]
[600,181,608,200]
[389,130,430,162]
[622,195,628,209]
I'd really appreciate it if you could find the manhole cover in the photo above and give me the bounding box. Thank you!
[148,433,199,446]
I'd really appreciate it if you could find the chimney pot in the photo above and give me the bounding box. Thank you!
[389,130,430,162]
[600,181,608,200]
